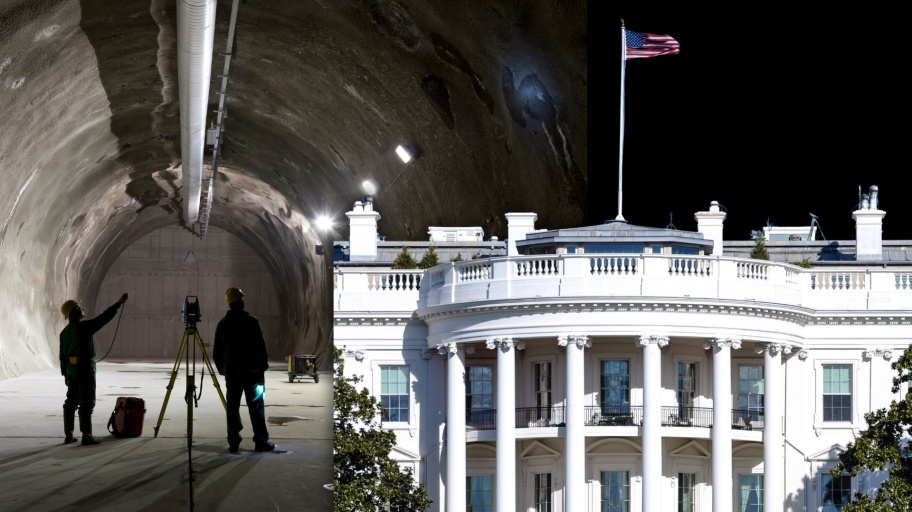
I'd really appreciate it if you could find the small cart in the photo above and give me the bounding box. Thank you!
[286,354,319,383]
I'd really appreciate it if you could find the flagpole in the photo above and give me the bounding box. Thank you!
[617,20,626,221]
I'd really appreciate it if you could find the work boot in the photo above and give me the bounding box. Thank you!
[79,413,101,446]
[255,441,276,452]
[63,407,78,444]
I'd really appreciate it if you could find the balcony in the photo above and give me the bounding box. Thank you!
[464,406,762,431]
[334,254,912,314]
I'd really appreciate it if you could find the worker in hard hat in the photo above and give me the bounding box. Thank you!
[59,292,129,445]
[213,287,275,453]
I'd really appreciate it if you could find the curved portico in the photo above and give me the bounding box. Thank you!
[430,333,795,511]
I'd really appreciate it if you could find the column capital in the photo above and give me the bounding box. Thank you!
[636,335,669,348]
[486,337,521,351]
[753,342,792,356]
[346,349,365,361]
[862,348,893,361]
[704,338,742,350]
[437,342,472,355]
[558,335,590,349]
[798,349,809,361]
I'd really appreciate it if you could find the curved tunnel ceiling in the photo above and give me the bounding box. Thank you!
[0,0,588,379]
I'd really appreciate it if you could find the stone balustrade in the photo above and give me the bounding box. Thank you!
[334,255,912,313]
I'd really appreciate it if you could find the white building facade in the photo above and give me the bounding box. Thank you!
[333,192,910,512]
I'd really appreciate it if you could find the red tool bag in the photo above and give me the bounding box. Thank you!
[107,397,146,438]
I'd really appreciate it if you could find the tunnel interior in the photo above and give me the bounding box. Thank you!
[0,0,587,380]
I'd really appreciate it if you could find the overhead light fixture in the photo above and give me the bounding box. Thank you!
[315,215,333,232]
[395,144,413,163]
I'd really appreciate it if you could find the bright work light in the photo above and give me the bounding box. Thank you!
[395,144,412,163]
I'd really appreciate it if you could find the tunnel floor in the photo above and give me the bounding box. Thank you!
[0,359,332,512]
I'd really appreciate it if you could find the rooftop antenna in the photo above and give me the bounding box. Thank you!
[666,212,676,229]
[809,213,827,241]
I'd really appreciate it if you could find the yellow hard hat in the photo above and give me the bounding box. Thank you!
[225,287,245,304]
[60,300,80,318]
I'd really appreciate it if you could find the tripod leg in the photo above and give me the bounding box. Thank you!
[195,330,227,410]
[153,330,190,437]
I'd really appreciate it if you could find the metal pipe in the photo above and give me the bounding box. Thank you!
[177,0,217,224]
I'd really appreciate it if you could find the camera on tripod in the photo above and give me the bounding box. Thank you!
[182,296,201,324]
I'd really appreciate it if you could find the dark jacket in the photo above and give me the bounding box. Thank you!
[213,308,269,376]
[59,302,122,375]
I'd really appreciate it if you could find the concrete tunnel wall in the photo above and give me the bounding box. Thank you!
[0,3,331,382]
[91,225,282,361]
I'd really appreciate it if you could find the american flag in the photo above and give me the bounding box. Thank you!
[625,30,680,60]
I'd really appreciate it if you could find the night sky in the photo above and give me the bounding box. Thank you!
[592,9,908,241]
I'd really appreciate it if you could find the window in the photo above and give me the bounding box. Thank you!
[671,245,699,255]
[585,244,644,254]
[467,476,493,512]
[823,365,852,422]
[677,362,696,422]
[678,473,695,512]
[600,360,630,414]
[466,366,494,427]
[738,474,763,512]
[535,362,552,420]
[600,471,630,512]
[380,366,409,422]
[738,365,764,418]
[534,473,552,512]
[821,474,852,511]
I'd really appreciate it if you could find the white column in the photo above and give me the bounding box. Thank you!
[637,335,668,512]
[559,334,589,512]
[706,338,740,512]
[758,342,787,512]
[440,342,466,512]
[489,337,520,511]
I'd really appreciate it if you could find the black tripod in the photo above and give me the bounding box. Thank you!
[152,297,226,446]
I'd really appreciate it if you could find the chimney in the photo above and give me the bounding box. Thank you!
[346,196,381,261]
[505,213,538,257]
[694,201,726,256]
[853,185,885,261]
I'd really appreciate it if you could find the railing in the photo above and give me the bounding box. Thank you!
[585,405,642,426]
[810,272,865,290]
[458,262,492,282]
[466,409,496,430]
[336,254,912,313]
[661,406,713,427]
[590,256,637,275]
[731,409,763,430]
[467,406,759,431]
[669,257,712,277]
[368,271,421,291]
[516,406,566,428]
[515,258,561,277]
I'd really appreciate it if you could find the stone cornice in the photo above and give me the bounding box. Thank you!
[334,315,418,327]
[415,300,912,327]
